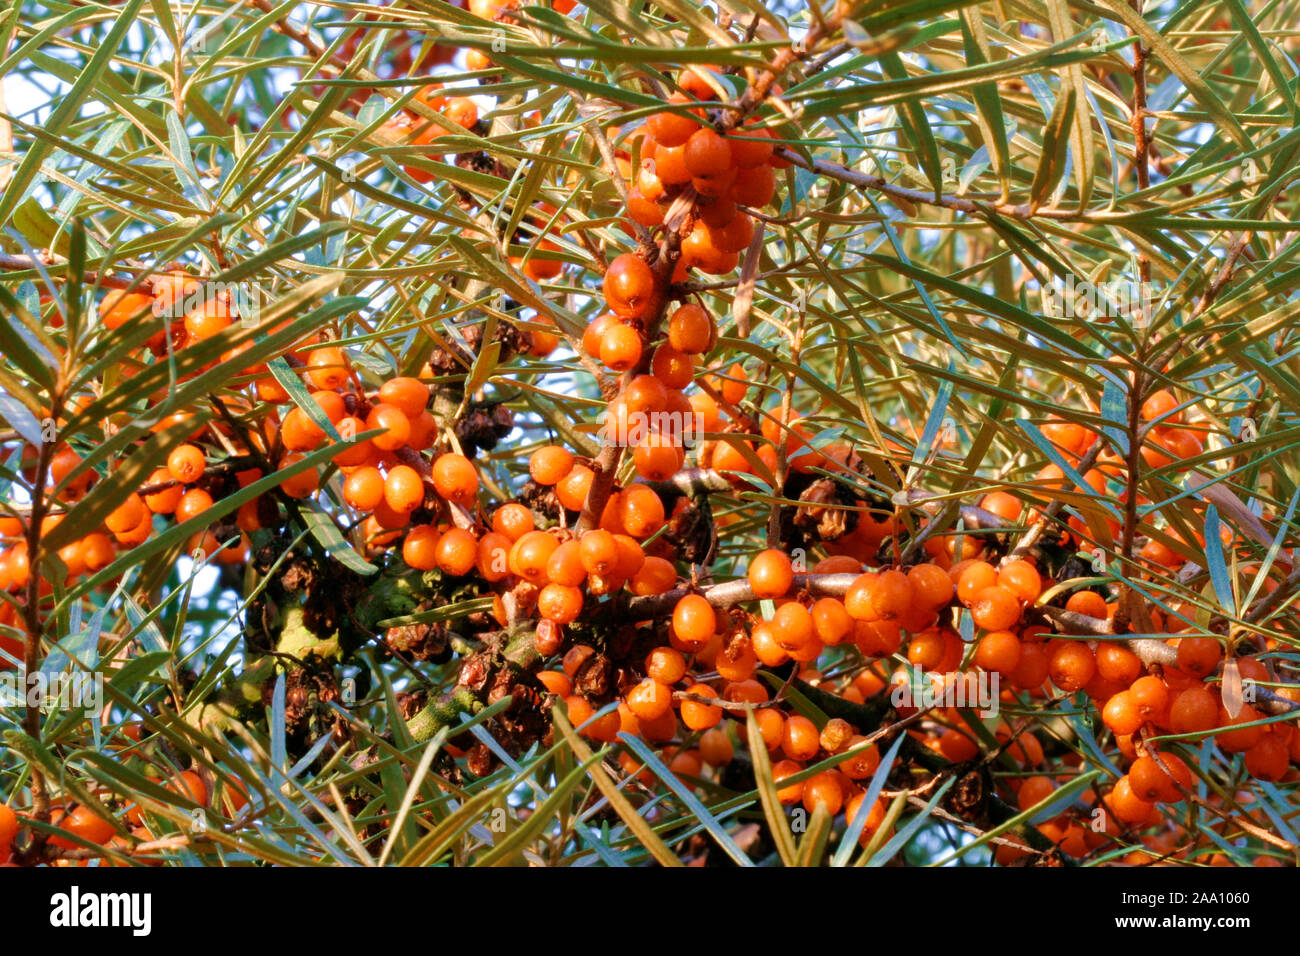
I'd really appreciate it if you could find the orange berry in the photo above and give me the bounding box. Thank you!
[306,346,350,389]
[538,583,584,623]
[603,253,656,319]
[431,453,478,505]
[631,555,676,595]
[167,444,206,484]
[668,303,714,354]
[555,465,595,512]
[492,502,534,540]
[366,404,411,452]
[748,549,793,599]
[344,466,386,511]
[974,630,1022,674]
[908,563,954,609]
[626,678,674,721]
[384,465,425,513]
[1047,641,1096,692]
[435,527,478,576]
[997,559,1041,603]
[402,524,441,570]
[781,715,820,761]
[377,377,430,418]
[510,530,559,584]
[672,594,717,647]
[679,683,722,731]
[970,585,1022,631]
[619,485,665,538]
[529,445,574,485]
[599,322,643,372]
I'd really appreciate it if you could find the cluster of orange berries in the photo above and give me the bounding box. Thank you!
[624,65,784,277]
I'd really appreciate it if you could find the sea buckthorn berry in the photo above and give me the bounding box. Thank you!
[602,253,656,319]
[105,493,145,534]
[175,487,215,523]
[1176,636,1222,679]
[1095,643,1141,684]
[802,770,845,816]
[599,322,643,371]
[811,597,853,645]
[781,715,819,761]
[384,465,425,513]
[583,313,617,357]
[1102,691,1144,735]
[748,549,793,599]
[49,806,115,849]
[538,583,584,624]
[554,466,591,513]
[646,646,686,685]
[1140,388,1181,424]
[579,529,619,576]
[620,485,665,538]
[1245,734,1288,780]
[1216,703,1264,752]
[143,468,183,514]
[1129,675,1169,718]
[99,290,153,330]
[679,683,723,731]
[772,760,805,804]
[432,453,478,505]
[492,502,534,540]
[974,630,1022,675]
[650,343,694,390]
[402,525,441,570]
[970,585,1021,631]
[613,534,646,579]
[378,377,430,418]
[997,559,1041,603]
[476,532,512,582]
[630,555,677,595]
[956,561,998,605]
[545,540,586,587]
[728,126,774,168]
[729,162,776,206]
[1105,776,1154,825]
[672,593,717,647]
[510,530,559,584]
[344,466,386,511]
[869,569,913,620]
[306,346,350,389]
[1047,640,1096,693]
[623,375,668,415]
[529,445,574,485]
[668,303,714,354]
[435,527,478,576]
[537,670,572,697]
[1130,753,1191,802]
[278,455,319,499]
[908,563,954,609]
[699,728,734,766]
[683,128,732,178]
[167,444,206,484]
[645,100,701,147]
[1064,590,1108,619]
[366,404,411,452]
[281,407,326,452]
[627,678,674,721]
[772,601,814,651]
[633,431,683,481]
